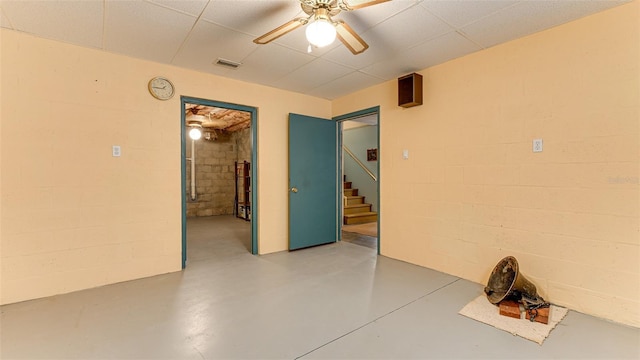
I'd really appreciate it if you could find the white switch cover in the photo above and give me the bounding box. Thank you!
[402,149,409,160]
[112,145,121,157]
[533,139,543,153]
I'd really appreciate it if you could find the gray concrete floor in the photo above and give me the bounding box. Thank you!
[341,230,377,250]
[1,215,638,359]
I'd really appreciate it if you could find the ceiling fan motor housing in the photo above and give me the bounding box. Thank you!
[302,0,342,16]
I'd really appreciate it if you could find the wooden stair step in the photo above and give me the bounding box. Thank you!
[345,195,364,205]
[344,203,372,214]
[344,188,358,196]
[344,181,352,189]
[344,212,378,225]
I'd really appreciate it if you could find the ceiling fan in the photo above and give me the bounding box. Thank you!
[253,0,389,55]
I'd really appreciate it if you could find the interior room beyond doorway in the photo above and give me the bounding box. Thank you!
[341,114,379,250]
[184,102,253,261]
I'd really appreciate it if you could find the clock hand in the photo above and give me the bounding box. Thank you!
[152,86,166,90]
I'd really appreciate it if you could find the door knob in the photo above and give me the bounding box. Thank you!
[290,187,298,193]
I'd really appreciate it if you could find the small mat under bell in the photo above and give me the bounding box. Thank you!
[458,295,569,345]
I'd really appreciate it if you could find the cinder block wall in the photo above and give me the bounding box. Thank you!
[235,128,251,164]
[185,131,249,217]
[332,1,639,327]
[0,28,332,305]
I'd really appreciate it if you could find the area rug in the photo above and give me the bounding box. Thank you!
[458,295,569,345]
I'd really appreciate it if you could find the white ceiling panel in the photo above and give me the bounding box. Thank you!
[362,5,454,54]
[323,38,393,70]
[202,0,304,36]
[172,19,258,74]
[421,0,519,28]
[1,0,631,99]
[148,0,208,17]
[0,0,103,48]
[461,0,628,49]
[525,0,629,25]
[274,58,354,93]
[230,44,316,85]
[0,7,12,29]
[337,0,419,33]
[406,31,483,69]
[363,31,483,79]
[105,0,197,63]
[307,70,384,99]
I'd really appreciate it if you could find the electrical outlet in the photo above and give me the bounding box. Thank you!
[402,149,409,160]
[533,139,543,153]
[112,145,121,157]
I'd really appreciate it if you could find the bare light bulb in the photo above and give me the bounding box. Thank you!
[189,127,202,140]
[305,19,336,48]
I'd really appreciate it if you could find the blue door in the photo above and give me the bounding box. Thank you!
[289,113,338,250]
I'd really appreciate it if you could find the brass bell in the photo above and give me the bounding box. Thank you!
[484,256,545,307]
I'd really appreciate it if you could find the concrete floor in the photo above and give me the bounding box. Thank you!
[1,215,638,359]
[341,230,377,250]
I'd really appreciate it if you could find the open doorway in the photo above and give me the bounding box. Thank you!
[181,97,258,268]
[335,108,380,252]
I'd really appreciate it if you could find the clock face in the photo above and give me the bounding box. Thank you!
[148,77,174,100]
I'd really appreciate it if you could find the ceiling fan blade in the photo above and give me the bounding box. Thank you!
[342,0,390,10]
[335,21,368,55]
[254,18,308,44]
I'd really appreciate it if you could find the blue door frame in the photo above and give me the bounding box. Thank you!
[333,106,380,254]
[180,96,259,268]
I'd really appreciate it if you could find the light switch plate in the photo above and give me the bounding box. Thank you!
[533,139,543,153]
[402,149,409,160]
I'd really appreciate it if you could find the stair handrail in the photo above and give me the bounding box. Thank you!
[343,145,377,182]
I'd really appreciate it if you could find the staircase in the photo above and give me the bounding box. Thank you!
[343,180,378,225]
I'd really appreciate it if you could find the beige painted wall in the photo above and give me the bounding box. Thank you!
[1,2,638,329]
[0,29,330,304]
[333,2,639,327]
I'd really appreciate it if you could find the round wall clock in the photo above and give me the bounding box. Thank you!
[148,76,175,100]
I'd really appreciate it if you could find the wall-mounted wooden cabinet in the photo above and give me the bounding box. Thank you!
[398,72,423,108]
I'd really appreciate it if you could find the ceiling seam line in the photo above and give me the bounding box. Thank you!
[169,0,212,64]
[455,30,486,50]
[268,56,329,85]
[0,6,16,29]
[416,5,485,49]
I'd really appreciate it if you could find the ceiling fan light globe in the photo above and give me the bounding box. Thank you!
[189,127,202,140]
[305,19,336,47]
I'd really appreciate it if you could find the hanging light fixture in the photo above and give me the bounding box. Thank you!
[189,127,202,140]
[305,7,336,48]
[187,113,204,140]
